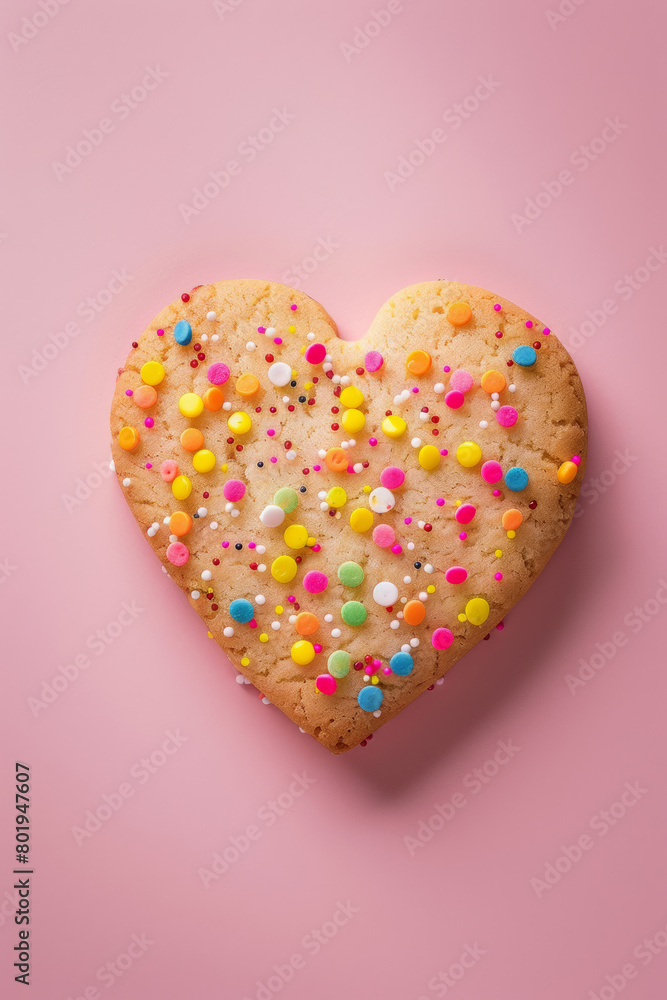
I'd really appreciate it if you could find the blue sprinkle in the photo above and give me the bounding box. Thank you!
[174,319,192,345]
[512,344,537,367]
[389,651,414,676]
[229,598,254,623]
[504,466,529,491]
[357,686,383,712]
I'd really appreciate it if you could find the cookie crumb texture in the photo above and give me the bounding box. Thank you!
[110,279,587,753]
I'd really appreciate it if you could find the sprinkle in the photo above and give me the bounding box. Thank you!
[496,406,518,427]
[512,345,537,367]
[504,466,529,492]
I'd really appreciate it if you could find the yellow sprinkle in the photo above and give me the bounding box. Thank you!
[291,369,298,377]
[300,345,306,354]
[241,657,250,666]
[207,588,213,594]
[362,485,371,494]
[306,536,316,547]
[221,464,228,472]
[326,486,347,508]
[458,613,467,622]
[427,585,436,594]
[288,325,296,333]
[507,530,516,539]
[259,634,269,643]
[207,631,213,639]
[304,382,314,390]
[275,605,283,614]
[495,550,503,558]
[371,676,379,685]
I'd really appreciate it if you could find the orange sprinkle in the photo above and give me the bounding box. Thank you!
[180,428,205,452]
[169,511,193,537]
[133,385,158,408]
[295,612,319,635]
[502,509,523,530]
[325,447,348,473]
[403,600,426,626]
[118,426,140,451]
[406,350,431,376]
[481,370,506,394]
[447,301,472,326]
[203,387,224,411]
[235,373,260,399]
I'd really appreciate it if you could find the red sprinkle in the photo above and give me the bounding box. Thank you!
[181,293,190,302]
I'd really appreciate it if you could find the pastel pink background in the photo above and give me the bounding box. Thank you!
[2,1,667,997]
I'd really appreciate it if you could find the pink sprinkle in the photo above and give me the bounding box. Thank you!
[525,320,533,328]
[364,665,373,675]
[496,405,518,428]
[494,304,501,311]
[369,438,378,447]
[436,498,445,507]
[144,417,154,428]
[391,544,403,554]
[450,369,473,392]
[313,464,321,471]
[303,570,328,594]
[166,542,189,566]
[365,350,384,372]
[288,595,295,603]
[274,337,282,345]
[382,667,391,675]
[160,460,178,482]
[445,390,464,409]
[443,365,451,373]
[316,674,336,694]
[207,362,230,385]
[313,643,322,653]
[481,460,503,483]
[145,463,152,469]
[543,327,551,335]
[495,572,503,580]
[249,620,257,629]
[312,544,321,552]
[495,331,503,338]
[432,627,454,650]
[404,517,412,525]
[248,542,256,549]
[445,566,468,585]
[222,540,229,548]
[411,387,419,393]
[270,456,277,463]
[257,326,266,333]
[492,489,501,497]
[572,455,581,465]
[496,622,505,631]
[305,343,326,364]
[291,304,297,311]
[223,479,246,502]
[267,428,275,437]
[455,503,476,524]
[125,389,133,396]
[459,532,467,540]
[157,328,164,336]
[440,449,448,456]
[380,466,405,489]
[373,524,396,548]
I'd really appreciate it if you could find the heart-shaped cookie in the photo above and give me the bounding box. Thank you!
[110,279,586,753]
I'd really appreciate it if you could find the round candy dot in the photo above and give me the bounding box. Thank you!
[180,428,205,452]
[481,460,503,483]
[118,426,140,451]
[337,561,364,587]
[445,566,468,584]
[341,601,367,626]
[160,460,178,482]
[192,449,216,473]
[389,651,414,676]
[418,444,441,470]
[166,541,190,566]
[455,503,476,524]
[373,524,396,548]
[557,461,578,484]
[133,385,158,408]
[465,597,490,626]
[227,411,252,434]
[369,487,395,513]
[267,362,292,386]
[365,350,384,372]
[350,508,373,532]
[203,387,224,411]
[445,390,464,409]
[327,650,351,677]
[223,479,246,502]
[481,370,506,393]
[496,405,518,427]
[512,345,537,366]
[432,627,454,650]
[235,373,260,399]
[207,362,229,385]
[381,415,407,439]
[295,612,319,635]
[171,475,192,500]
[179,393,204,418]
[304,343,326,364]
[260,505,286,528]
[169,511,193,537]
[502,509,523,530]
[340,385,364,408]
[284,524,309,549]
[403,600,425,626]
[303,570,328,593]
[140,361,165,385]
[449,369,474,393]
[380,466,405,489]
[325,447,348,473]
[291,640,315,665]
[358,686,383,711]
[174,320,192,345]
[456,441,482,467]
[274,487,299,512]
[326,486,347,508]
[373,581,399,606]
[342,408,365,433]
[229,598,254,623]
[406,350,431,375]
[271,555,298,582]
[504,466,529,491]
[446,301,472,326]
[316,674,337,694]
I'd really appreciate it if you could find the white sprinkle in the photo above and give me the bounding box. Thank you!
[163,516,170,524]
[169,534,177,543]
[411,438,422,448]
[289,615,297,624]
[235,675,245,685]
[231,509,240,518]
[403,576,412,584]
[256,545,266,555]
[210,521,218,529]
[479,420,488,429]
[223,626,234,637]
[434,382,445,394]
[266,327,276,337]
[363,675,370,683]
[410,638,420,648]
[340,441,349,450]
[206,311,217,321]
[147,527,156,537]
[397,611,404,619]
[286,450,296,461]
[225,502,233,512]
[491,401,500,411]
[122,477,131,487]
[201,570,212,581]
[200,334,208,342]
[211,334,219,342]
[407,542,415,550]
[401,644,411,653]
[246,341,256,351]
[436,677,445,685]
[335,511,341,519]
[331,628,341,638]
[255,595,266,604]
[198,507,207,517]
[419,591,428,601]
[162,566,167,573]
[418,521,425,529]
[282,395,290,403]
[390,620,399,629]
[306,332,315,341]
[424,564,434,574]
[262,697,270,705]
[419,412,429,422]
[257,564,266,572]
[318,449,327,459]
[324,354,332,362]
[191,590,200,599]
[400,596,407,603]
[340,375,350,385]
[509,383,516,392]
[393,395,403,406]
[244,677,251,684]
[324,614,333,623]
[271,621,280,631]
[320,502,329,511]
[322,362,333,372]
[491,392,499,401]
[332,374,341,384]
[348,439,356,447]
[373,710,382,718]
[353,463,363,473]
